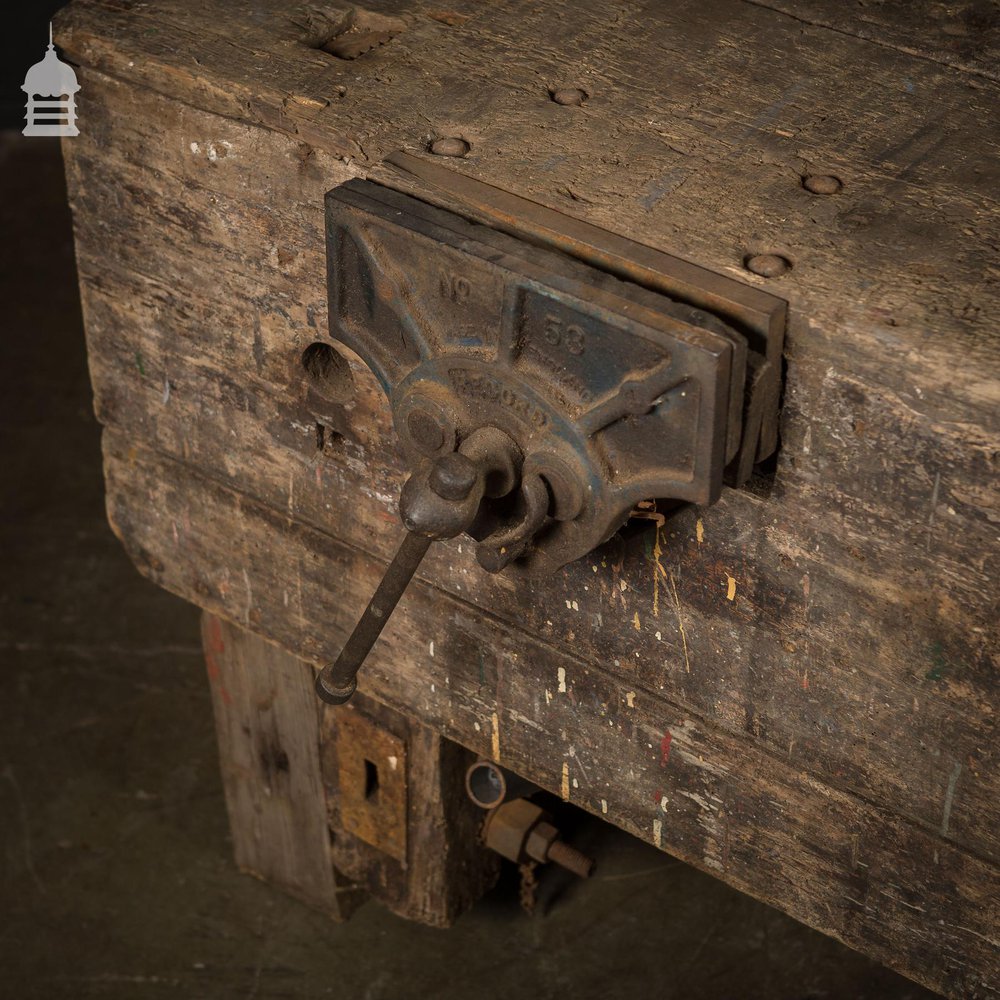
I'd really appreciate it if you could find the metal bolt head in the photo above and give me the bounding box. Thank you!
[429,452,479,501]
[551,87,587,106]
[745,253,791,278]
[407,408,446,453]
[803,173,842,195]
[429,136,469,157]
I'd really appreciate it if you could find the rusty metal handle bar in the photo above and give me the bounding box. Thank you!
[316,428,522,705]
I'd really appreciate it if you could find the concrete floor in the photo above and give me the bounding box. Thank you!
[0,136,937,1000]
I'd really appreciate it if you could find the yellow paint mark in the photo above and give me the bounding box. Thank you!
[668,570,691,673]
[561,761,570,801]
[601,799,608,814]
[653,818,663,848]
[491,712,500,762]
[633,611,641,631]
[625,691,636,708]
[726,574,737,601]
[651,526,665,618]
[660,795,669,811]
[545,689,553,704]
[696,518,704,545]
[557,666,567,693]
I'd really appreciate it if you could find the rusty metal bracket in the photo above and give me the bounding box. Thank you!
[315,167,786,703]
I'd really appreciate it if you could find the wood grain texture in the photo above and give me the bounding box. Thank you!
[119,440,998,997]
[57,0,1000,993]
[750,0,1000,82]
[63,69,998,863]
[201,611,359,919]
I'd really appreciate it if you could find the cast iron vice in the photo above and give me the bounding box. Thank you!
[315,159,785,704]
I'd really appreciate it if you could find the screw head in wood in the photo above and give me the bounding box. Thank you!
[745,253,791,278]
[551,87,587,106]
[429,136,470,157]
[803,174,842,195]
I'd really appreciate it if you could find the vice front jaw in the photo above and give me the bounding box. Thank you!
[314,172,784,703]
[325,178,767,576]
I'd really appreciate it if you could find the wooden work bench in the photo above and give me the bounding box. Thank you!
[56,0,998,994]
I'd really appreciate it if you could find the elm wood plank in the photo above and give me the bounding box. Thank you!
[319,693,501,927]
[750,0,1000,81]
[200,610,360,919]
[62,70,999,862]
[55,0,1000,427]
[104,438,999,999]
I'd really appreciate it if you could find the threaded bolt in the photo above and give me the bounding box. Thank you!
[547,839,595,878]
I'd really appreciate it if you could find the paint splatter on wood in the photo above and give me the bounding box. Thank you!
[660,731,673,766]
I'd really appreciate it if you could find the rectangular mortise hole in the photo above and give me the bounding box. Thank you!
[363,758,379,801]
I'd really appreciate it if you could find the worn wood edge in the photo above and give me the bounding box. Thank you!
[109,436,999,998]
[52,1,1000,426]
[72,255,999,863]
[200,610,364,920]
[58,72,997,860]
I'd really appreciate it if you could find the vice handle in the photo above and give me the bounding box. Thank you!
[314,530,433,704]
[315,450,488,705]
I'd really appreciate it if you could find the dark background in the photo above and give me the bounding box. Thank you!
[5,2,67,129]
[0,7,940,997]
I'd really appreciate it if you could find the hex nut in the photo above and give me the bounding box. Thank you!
[525,820,560,864]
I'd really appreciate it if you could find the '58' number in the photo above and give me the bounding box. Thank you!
[543,314,585,355]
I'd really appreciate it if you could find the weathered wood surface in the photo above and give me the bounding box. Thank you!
[320,692,500,927]
[751,0,1000,82]
[110,438,999,997]
[201,611,360,919]
[203,612,497,926]
[58,0,999,994]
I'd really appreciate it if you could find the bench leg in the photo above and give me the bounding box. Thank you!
[201,612,498,926]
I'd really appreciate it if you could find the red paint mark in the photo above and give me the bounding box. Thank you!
[660,731,673,767]
[206,616,226,654]
[203,649,233,704]
[204,618,232,704]
[653,788,663,805]
[801,672,809,690]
